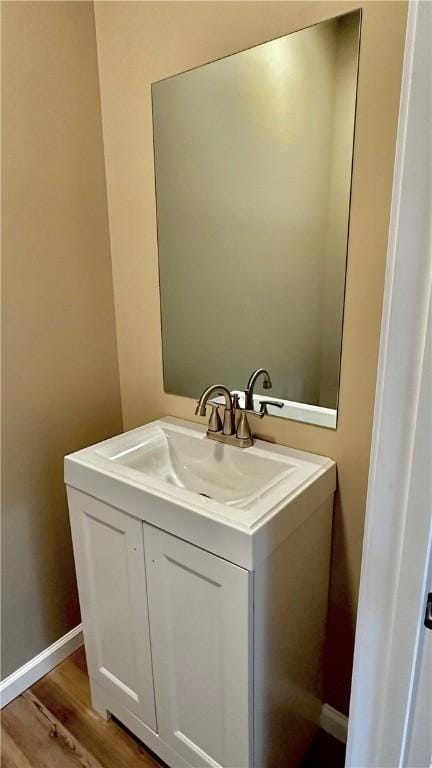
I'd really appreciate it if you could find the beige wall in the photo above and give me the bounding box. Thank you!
[94,0,407,713]
[1,1,122,678]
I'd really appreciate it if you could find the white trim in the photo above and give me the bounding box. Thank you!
[346,2,432,766]
[0,618,349,750]
[214,391,337,429]
[0,623,83,708]
[320,703,349,744]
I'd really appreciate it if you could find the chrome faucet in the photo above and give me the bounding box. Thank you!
[195,382,257,448]
[195,384,235,436]
[195,369,283,448]
[242,368,285,419]
[244,368,272,410]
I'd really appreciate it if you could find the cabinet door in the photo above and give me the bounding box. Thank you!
[144,524,252,768]
[67,488,156,731]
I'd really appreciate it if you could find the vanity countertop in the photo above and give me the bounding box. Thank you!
[65,417,336,569]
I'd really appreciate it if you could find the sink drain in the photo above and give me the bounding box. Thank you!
[199,492,212,499]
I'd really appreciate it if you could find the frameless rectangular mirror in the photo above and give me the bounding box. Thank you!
[152,10,361,428]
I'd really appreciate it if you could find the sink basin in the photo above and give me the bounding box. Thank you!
[102,426,294,508]
[65,416,336,567]
[65,417,335,538]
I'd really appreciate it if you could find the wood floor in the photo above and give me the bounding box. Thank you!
[1,648,163,768]
[1,647,345,768]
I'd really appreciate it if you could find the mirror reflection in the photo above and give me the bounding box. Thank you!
[152,11,361,428]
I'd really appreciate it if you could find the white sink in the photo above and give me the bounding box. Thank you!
[65,417,336,568]
[102,425,294,508]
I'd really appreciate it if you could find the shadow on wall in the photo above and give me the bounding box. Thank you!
[324,490,356,713]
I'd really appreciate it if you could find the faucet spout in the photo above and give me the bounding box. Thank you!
[244,368,272,410]
[195,384,235,435]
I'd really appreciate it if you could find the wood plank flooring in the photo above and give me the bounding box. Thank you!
[1,647,345,767]
[1,648,163,768]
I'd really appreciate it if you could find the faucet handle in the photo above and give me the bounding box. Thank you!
[259,399,284,415]
[207,402,222,433]
[236,412,253,441]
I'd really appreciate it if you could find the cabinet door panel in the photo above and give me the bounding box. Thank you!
[67,488,156,731]
[144,524,252,768]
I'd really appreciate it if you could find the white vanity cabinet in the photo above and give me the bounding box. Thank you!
[68,490,332,768]
[65,417,336,768]
[69,489,253,768]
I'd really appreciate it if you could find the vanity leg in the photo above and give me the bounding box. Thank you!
[89,678,111,721]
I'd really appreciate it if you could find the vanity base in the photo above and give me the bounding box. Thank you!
[66,418,335,768]
[73,497,333,768]
[89,678,191,768]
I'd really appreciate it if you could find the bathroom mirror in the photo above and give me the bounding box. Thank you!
[152,10,361,428]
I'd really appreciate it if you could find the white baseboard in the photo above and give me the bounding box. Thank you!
[0,631,348,746]
[320,703,349,743]
[0,623,83,708]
